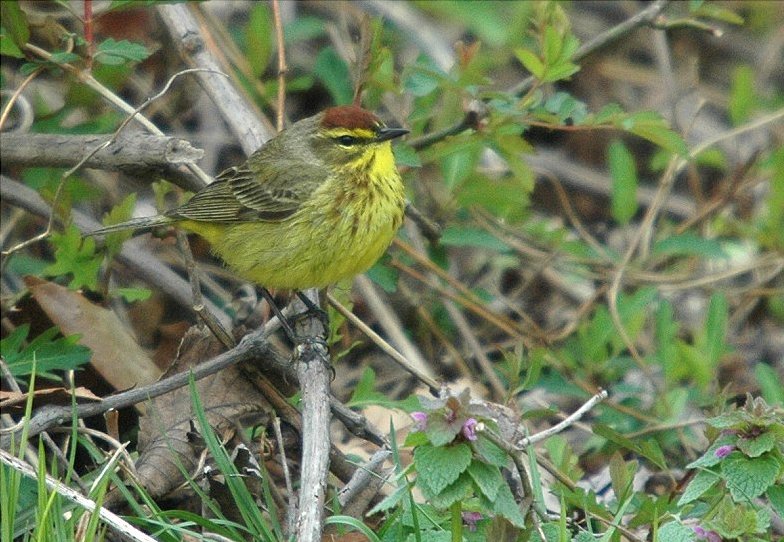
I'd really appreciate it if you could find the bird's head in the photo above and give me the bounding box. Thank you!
[309,105,408,173]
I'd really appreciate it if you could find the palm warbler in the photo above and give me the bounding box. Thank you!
[91,106,408,289]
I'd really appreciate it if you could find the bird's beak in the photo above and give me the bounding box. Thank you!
[375,127,409,142]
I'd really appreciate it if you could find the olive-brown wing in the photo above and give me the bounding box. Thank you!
[169,160,328,223]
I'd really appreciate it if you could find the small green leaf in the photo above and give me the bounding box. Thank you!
[728,66,755,126]
[112,287,152,303]
[608,139,638,224]
[656,520,696,542]
[691,2,745,25]
[2,325,91,379]
[467,461,504,500]
[414,443,472,496]
[313,47,353,105]
[1,25,25,58]
[366,258,398,293]
[95,38,150,65]
[45,225,103,290]
[515,48,544,79]
[393,143,422,168]
[737,430,776,458]
[49,51,80,64]
[1,2,30,51]
[473,434,508,468]
[678,468,721,505]
[427,472,473,509]
[102,193,137,257]
[542,25,562,66]
[491,481,526,528]
[245,3,273,78]
[704,293,729,367]
[652,233,728,259]
[767,484,784,519]
[721,452,780,501]
[440,226,509,252]
[440,147,479,190]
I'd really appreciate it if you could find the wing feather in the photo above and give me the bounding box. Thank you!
[169,159,327,223]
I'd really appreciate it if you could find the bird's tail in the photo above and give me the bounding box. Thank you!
[87,215,175,237]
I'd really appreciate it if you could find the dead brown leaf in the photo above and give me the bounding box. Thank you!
[135,326,272,499]
[24,277,162,400]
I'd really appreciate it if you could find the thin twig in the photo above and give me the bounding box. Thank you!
[272,0,287,132]
[327,291,441,392]
[272,416,296,536]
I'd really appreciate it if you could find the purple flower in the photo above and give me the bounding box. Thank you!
[411,411,428,431]
[714,445,734,459]
[694,526,721,541]
[462,511,482,531]
[462,418,478,441]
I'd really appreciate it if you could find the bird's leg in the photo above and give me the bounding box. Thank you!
[259,287,300,343]
[294,290,330,335]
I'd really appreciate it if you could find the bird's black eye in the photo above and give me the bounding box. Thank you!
[336,135,357,146]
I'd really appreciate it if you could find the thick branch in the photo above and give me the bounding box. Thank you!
[0,329,269,449]
[1,133,204,192]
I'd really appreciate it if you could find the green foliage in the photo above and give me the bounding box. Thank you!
[676,397,784,541]
[44,224,103,290]
[406,389,525,534]
[608,139,638,224]
[94,38,150,65]
[2,324,91,380]
[314,47,353,105]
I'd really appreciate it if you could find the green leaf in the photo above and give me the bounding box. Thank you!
[366,258,398,293]
[95,38,150,65]
[655,299,679,380]
[414,443,472,496]
[245,3,273,78]
[767,484,784,519]
[440,146,479,190]
[393,143,422,168]
[652,233,728,259]
[755,363,784,406]
[655,520,696,542]
[467,461,504,500]
[102,193,137,257]
[1,2,29,51]
[427,472,473,509]
[112,287,152,303]
[703,293,729,367]
[728,66,755,126]
[736,430,776,458]
[491,481,526,528]
[618,112,688,156]
[691,2,745,25]
[721,452,780,501]
[1,25,25,58]
[440,226,510,252]
[608,139,638,224]
[45,225,103,290]
[2,325,91,379]
[49,51,80,64]
[473,434,508,468]
[515,48,544,79]
[678,468,721,505]
[347,367,397,408]
[313,47,353,105]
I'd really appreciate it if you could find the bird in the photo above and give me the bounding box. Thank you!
[90,105,409,292]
